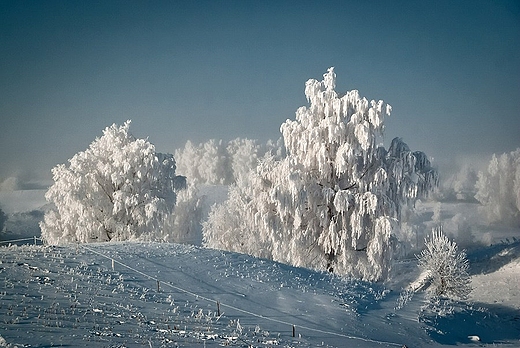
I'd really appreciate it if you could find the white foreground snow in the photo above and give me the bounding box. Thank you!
[0,240,519,347]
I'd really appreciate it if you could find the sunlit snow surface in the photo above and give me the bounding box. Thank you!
[1,241,519,347]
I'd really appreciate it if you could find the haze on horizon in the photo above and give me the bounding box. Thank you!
[1,0,519,189]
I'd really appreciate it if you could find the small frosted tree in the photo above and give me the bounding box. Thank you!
[417,227,471,300]
[40,121,186,244]
[204,68,437,281]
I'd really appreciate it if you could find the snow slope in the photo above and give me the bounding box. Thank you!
[469,242,520,310]
[1,241,519,347]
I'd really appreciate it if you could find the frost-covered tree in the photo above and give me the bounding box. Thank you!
[173,138,283,245]
[164,184,203,244]
[475,149,520,227]
[174,139,232,186]
[175,138,282,186]
[441,163,479,201]
[204,68,437,281]
[227,138,283,185]
[40,121,186,244]
[416,227,471,300]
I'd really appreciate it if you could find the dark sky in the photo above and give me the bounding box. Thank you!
[1,0,519,186]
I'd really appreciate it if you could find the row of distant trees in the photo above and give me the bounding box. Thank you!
[475,149,520,226]
[440,149,520,227]
[37,68,518,284]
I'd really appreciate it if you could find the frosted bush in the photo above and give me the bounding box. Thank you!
[416,227,471,300]
[204,68,437,281]
[40,121,186,244]
[394,289,414,310]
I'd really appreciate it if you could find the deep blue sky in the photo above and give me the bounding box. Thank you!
[1,0,519,186]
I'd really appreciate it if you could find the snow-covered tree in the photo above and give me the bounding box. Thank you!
[172,138,283,246]
[475,149,520,227]
[164,184,203,244]
[174,139,232,186]
[227,138,283,185]
[416,227,471,300]
[175,138,282,186]
[40,121,186,244]
[452,165,478,201]
[441,163,479,201]
[204,68,437,281]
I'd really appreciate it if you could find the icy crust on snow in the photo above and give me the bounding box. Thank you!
[1,242,519,347]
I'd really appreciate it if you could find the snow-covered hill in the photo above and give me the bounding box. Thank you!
[1,241,519,347]
[469,242,520,310]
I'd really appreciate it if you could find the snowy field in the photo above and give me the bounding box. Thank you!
[0,237,519,347]
[1,193,519,347]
